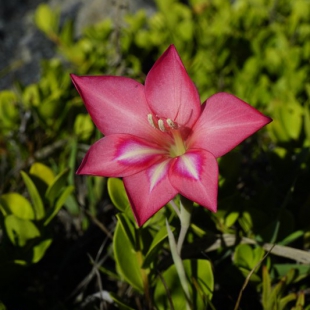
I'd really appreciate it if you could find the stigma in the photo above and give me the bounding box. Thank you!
[147,114,179,132]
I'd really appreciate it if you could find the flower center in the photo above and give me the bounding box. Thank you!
[169,130,186,157]
[147,114,186,158]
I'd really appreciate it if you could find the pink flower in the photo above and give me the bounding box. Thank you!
[71,45,271,226]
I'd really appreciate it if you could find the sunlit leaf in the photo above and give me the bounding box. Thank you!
[74,114,94,140]
[113,220,144,293]
[20,171,45,220]
[262,266,271,308]
[44,185,74,226]
[30,162,55,186]
[116,213,136,248]
[32,239,53,263]
[0,193,35,220]
[4,215,40,247]
[34,4,58,36]
[45,168,70,204]
[107,178,130,212]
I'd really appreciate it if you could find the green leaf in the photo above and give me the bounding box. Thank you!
[32,239,53,263]
[143,226,172,268]
[13,260,27,266]
[45,168,70,205]
[64,194,80,215]
[273,264,310,279]
[0,91,18,131]
[279,293,297,310]
[0,193,35,220]
[109,292,136,310]
[44,185,74,226]
[22,84,40,108]
[279,230,304,246]
[34,4,58,36]
[269,280,286,308]
[59,19,74,45]
[154,259,214,309]
[234,244,264,281]
[279,102,303,140]
[0,300,7,310]
[238,207,269,234]
[238,267,261,282]
[225,211,239,228]
[107,178,130,212]
[20,171,45,220]
[262,266,271,309]
[268,118,291,143]
[234,244,254,269]
[4,215,40,247]
[116,213,136,248]
[113,220,144,293]
[30,162,55,186]
[74,113,94,140]
[295,291,305,308]
[304,103,310,145]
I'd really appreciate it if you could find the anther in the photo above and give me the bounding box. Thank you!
[147,114,156,129]
[158,119,166,132]
[167,119,178,129]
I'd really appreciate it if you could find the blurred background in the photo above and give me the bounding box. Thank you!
[1,0,310,309]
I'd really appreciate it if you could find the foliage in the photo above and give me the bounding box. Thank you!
[1,0,310,309]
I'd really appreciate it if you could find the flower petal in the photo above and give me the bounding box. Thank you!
[123,159,177,226]
[189,93,272,157]
[169,150,218,212]
[77,134,166,177]
[145,45,201,128]
[71,74,163,141]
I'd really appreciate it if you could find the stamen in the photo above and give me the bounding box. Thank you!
[147,114,156,129]
[148,114,180,133]
[158,119,166,132]
[167,119,178,129]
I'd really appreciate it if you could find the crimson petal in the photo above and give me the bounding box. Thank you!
[123,159,177,226]
[71,74,163,141]
[145,45,202,128]
[189,93,272,158]
[169,149,218,212]
[77,134,166,177]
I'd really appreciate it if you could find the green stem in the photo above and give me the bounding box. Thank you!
[166,220,192,309]
[166,196,193,309]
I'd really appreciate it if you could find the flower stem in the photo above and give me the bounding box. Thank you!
[166,196,193,309]
[166,220,192,309]
[169,199,181,217]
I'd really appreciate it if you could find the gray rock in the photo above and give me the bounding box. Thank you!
[0,0,155,90]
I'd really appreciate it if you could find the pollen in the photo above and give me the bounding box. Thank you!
[167,118,178,129]
[147,114,156,129]
[158,119,166,132]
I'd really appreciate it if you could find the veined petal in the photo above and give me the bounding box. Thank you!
[71,74,164,141]
[123,159,177,226]
[77,134,165,177]
[169,150,218,212]
[145,45,201,128]
[189,93,272,158]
